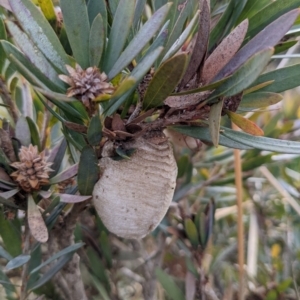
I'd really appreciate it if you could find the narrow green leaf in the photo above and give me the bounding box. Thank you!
[1,41,63,92]
[0,212,22,257]
[274,40,298,54]
[0,17,7,73]
[6,20,63,89]
[0,246,13,261]
[108,2,171,79]
[104,46,164,116]
[15,116,31,146]
[0,189,19,200]
[0,268,17,297]
[100,231,112,268]
[47,138,67,178]
[209,48,273,101]
[78,146,99,195]
[89,14,105,67]
[9,0,70,72]
[28,252,74,291]
[143,53,188,109]
[29,242,84,275]
[90,276,110,300]
[209,99,224,147]
[87,115,102,146]
[155,268,185,300]
[184,218,199,249]
[161,10,199,63]
[237,0,270,23]
[102,0,136,72]
[221,127,300,153]
[58,193,91,203]
[60,0,90,68]
[239,92,283,109]
[171,125,253,150]
[249,63,300,93]
[208,0,234,51]
[49,164,78,185]
[6,254,31,271]
[247,0,300,39]
[26,117,41,151]
[215,9,300,81]
[87,0,107,29]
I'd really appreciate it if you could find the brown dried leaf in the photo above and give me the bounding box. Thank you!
[165,91,211,109]
[226,110,264,136]
[201,19,248,84]
[179,0,210,89]
[64,121,87,134]
[111,114,126,132]
[27,195,48,243]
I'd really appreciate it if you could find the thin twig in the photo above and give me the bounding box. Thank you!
[20,220,31,300]
[232,122,244,300]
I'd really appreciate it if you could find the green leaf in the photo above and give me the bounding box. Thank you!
[15,116,31,146]
[104,46,164,116]
[249,63,300,93]
[237,0,270,23]
[60,0,90,68]
[239,92,283,110]
[48,138,67,178]
[0,246,13,261]
[26,117,41,151]
[87,0,107,32]
[221,127,300,153]
[161,10,199,63]
[274,40,298,54]
[27,252,74,291]
[1,41,63,92]
[215,9,300,81]
[247,0,300,40]
[209,48,273,101]
[29,242,84,275]
[0,212,22,257]
[100,231,112,268]
[87,115,102,146]
[171,125,253,150]
[108,2,171,79]
[89,14,105,67]
[155,268,185,300]
[9,0,70,73]
[0,268,17,298]
[58,193,91,203]
[49,164,78,184]
[6,254,31,271]
[208,100,224,147]
[77,146,99,195]
[184,218,199,249]
[102,0,136,73]
[0,17,7,73]
[143,53,188,110]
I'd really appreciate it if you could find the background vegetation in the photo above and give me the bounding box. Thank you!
[1,0,300,299]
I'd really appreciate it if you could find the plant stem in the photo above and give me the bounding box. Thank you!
[232,122,244,300]
[20,220,31,300]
